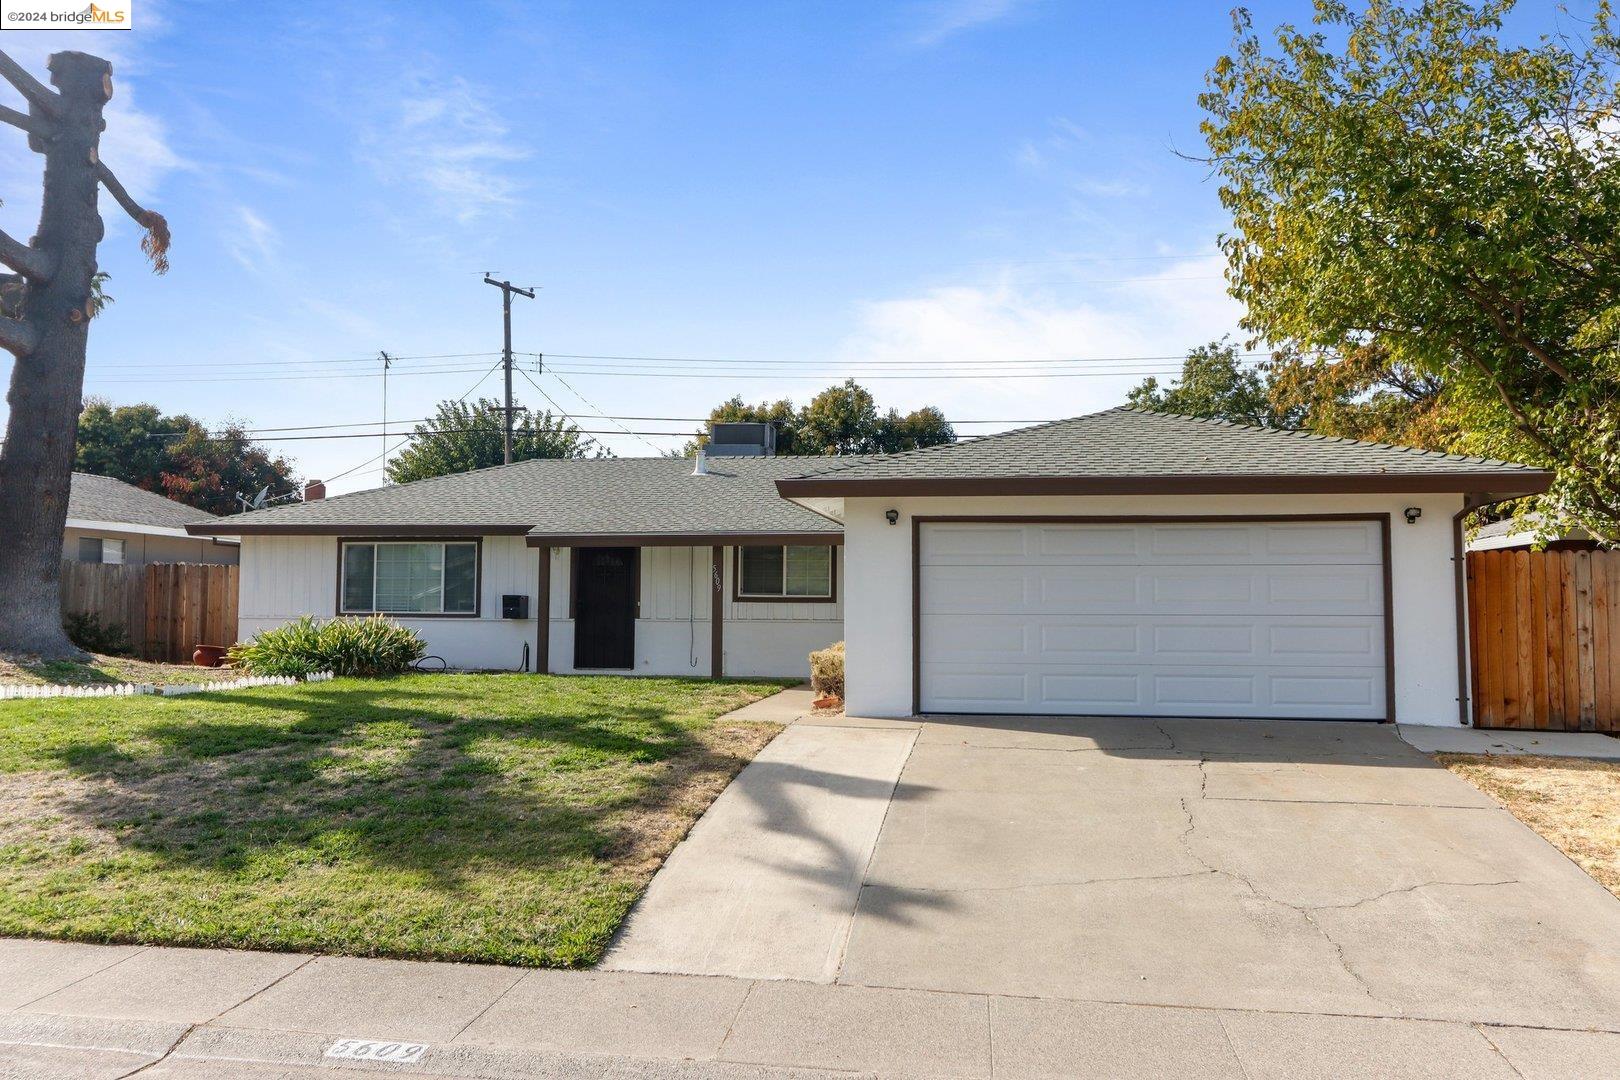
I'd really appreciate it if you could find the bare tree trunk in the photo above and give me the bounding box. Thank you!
[0,53,113,657]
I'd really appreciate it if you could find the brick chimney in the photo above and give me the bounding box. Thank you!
[303,479,326,502]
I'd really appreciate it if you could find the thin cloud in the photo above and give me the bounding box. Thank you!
[909,0,1027,47]
[225,205,279,272]
[359,74,528,224]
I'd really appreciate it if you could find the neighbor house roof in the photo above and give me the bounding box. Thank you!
[68,472,218,537]
[186,456,846,545]
[1467,514,1596,552]
[776,407,1553,499]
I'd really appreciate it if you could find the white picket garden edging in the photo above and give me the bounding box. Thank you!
[0,670,335,701]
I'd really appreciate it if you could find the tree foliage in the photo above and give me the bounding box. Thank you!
[1202,0,1620,539]
[690,379,955,456]
[1128,339,1456,452]
[76,400,299,516]
[385,398,604,484]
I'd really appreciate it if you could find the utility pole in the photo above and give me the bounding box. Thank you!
[482,274,536,464]
[379,351,393,482]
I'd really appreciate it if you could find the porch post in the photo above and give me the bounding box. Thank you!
[711,544,724,678]
[535,544,550,674]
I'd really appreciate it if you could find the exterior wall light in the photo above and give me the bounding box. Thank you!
[1404,507,1422,524]
[885,509,899,525]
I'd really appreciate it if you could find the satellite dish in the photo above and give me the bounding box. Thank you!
[251,486,270,510]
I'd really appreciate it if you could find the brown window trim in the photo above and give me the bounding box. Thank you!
[336,536,483,619]
[909,514,1395,723]
[732,543,838,604]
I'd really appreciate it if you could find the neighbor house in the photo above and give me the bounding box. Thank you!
[191,409,1552,726]
[66,472,238,567]
[1466,514,1599,553]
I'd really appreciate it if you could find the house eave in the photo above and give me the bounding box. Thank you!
[774,471,1555,499]
[524,531,844,548]
[185,523,535,538]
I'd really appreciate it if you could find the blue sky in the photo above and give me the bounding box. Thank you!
[0,0,1577,493]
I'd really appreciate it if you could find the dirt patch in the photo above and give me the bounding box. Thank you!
[606,722,780,876]
[0,653,234,687]
[1439,753,1620,898]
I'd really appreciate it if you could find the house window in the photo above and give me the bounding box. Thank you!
[340,541,478,615]
[77,537,126,565]
[736,545,834,600]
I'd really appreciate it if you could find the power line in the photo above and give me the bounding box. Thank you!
[322,358,507,485]
[540,363,668,455]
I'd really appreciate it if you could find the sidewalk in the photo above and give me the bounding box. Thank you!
[5,937,1617,1078]
[1399,723,1620,759]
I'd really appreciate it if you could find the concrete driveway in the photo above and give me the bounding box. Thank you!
[606,711,1620,1032]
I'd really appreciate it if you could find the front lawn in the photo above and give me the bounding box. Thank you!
[1439,753,1620,900]
[0,674,791,966]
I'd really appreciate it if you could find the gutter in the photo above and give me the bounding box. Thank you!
[774,471,1555,500]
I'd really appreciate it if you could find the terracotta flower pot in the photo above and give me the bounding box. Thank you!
[192,645,228,668]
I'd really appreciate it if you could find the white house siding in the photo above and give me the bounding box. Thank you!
[841,493,1467,726]
[63,527,239,567]
[238,535,841,677]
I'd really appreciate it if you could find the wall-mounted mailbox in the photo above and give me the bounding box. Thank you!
[501,594,529,620]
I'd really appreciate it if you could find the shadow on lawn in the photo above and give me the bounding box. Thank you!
[37,677,769,895]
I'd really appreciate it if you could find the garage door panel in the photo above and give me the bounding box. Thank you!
[921,614,1382,668]
[918,521,1388,720]
[923,564,1382,617]
[920,521,1384,567]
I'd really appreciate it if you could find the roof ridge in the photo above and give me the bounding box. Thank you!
[1117,405,1534,471]
[782,410,1119,481]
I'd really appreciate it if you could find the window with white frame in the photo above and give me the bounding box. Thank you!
[737,545,834,599]
[77,537,126,564]
[340,541,478,615]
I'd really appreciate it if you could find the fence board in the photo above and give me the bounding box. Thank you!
[1468,549,1620,731]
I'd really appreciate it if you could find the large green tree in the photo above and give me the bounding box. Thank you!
[76,400,298,516]
[386,398,602,483]
[690,380,955,456]
[1202,0,1620,538]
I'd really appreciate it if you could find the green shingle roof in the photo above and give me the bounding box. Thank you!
[188,456,845,539]
[776,408,1550,496]
[69,473,217,530]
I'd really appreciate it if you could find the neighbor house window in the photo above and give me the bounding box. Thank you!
[340,541,478,615]
[736,545,834,600]
[77,537,125,565]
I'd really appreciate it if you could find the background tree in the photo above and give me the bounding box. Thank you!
[1128,339,1456,451]
[386,398,603,484]
[686,380,956,456]
[1201,0,1620,539]
[0,48,170,657]
[75,401,299,515]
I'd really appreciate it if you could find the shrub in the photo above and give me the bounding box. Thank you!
[63,612,133,657]
[229,616,426,678]
[809,640,844,699]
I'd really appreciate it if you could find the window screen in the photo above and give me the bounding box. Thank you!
[340,542,478,614]
[738,545,833,599]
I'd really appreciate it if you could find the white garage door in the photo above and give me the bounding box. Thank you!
[917,519,1388,720]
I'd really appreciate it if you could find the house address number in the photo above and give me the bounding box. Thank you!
[324,1038,428,1064]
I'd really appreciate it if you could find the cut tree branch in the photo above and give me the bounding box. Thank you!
[94,161,169,274]
[0,102,48,138]
[0,226,53,282]
[0,49,60,118]
[0,315,37,359]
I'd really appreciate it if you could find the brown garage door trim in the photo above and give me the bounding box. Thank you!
[910,514,1396,722]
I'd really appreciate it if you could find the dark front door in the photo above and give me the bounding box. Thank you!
[574,547,638,669]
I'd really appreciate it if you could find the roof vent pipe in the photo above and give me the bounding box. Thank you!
[691,447,709,476]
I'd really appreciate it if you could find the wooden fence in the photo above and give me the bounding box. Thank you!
[59,560,238,662]
[1466,549,1619,731]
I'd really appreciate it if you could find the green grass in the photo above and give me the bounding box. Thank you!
[0,673,791,966]
[0,652,237,687]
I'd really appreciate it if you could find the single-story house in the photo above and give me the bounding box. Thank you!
[189,452,844,677]
[67,472,238,567]
[190,408,1552,726]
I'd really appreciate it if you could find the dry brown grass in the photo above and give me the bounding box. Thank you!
[0,652,233,687]
[1438,753,1620,898]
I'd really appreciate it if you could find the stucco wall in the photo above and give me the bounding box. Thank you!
[238,535,841,677]
[841,493,1467,726]
[63,526,239,567]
